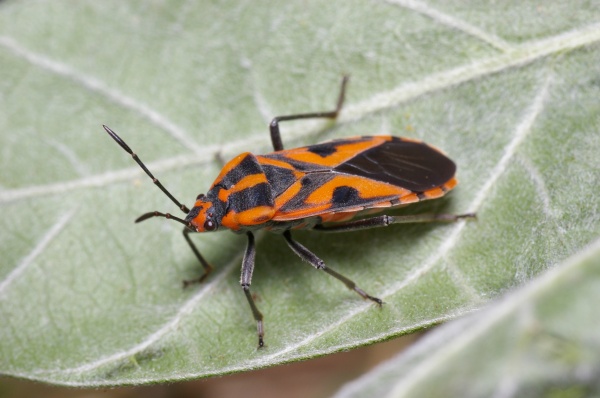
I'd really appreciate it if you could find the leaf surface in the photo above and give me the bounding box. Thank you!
[0,0,599,386]
[333,238,600,398]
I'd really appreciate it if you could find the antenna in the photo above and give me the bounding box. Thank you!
[102,125,190,214]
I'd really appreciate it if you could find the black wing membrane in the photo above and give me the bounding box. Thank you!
[334,137,456,192]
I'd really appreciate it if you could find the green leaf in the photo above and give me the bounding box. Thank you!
[333,238,600,398]
[1,0,599,386]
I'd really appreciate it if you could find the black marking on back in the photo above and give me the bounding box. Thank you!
[334,137,455,192]
[331,186,361,205]
[220,154,265,188]
[307,142,337,157]
[227,183,274,212]
[262,165,297,197]
[262,153,328,172]
[330,185,387,208]
[278,173,335,213]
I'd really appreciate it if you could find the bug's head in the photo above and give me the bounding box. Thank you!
[185,193,219,232]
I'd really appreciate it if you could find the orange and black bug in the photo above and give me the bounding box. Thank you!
[102,77,473,347]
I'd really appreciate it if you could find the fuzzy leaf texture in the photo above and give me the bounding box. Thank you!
[0,0,599,386]
[333,238,600,398]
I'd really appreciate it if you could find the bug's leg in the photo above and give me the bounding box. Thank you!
[269,76,348,151]
[181,227,214,287]
[312,213,476,233]
[240,232,265,348]
[283,230,382,305]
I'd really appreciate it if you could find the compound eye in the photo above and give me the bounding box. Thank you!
[203,219,216,231]
[196,193,205,200]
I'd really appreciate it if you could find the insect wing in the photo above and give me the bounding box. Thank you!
[259,136,457,221]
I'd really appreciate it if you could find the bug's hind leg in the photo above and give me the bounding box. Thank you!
[181,227,214,287]
[240,232,265,348]
[312,213,476,233]
[283,230,382,305]
[269,76,348,151]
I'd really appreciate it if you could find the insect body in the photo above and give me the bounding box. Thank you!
[187,135,458,234]
[103,77,472,347]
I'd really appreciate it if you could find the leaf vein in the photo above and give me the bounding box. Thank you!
[0,208,77,295]
[341,22,600,124]
[1,24,598,204]
[381,0,513,51]
[0,36,202,154]
[50,233,265,376]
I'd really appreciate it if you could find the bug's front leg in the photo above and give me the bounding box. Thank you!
[283,230,382,305]
[182,227,214,287]
[240,231,265,348]
[269,76,348,151]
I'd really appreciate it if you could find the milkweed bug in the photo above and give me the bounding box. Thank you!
[102,77,474,348]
